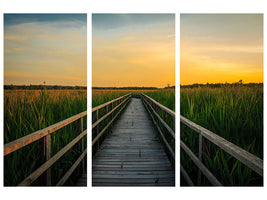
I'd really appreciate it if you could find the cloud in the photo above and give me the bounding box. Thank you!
[4,14,86,27]
[4,15,87,86]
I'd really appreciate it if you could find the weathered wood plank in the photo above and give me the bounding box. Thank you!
[45,134,51,186]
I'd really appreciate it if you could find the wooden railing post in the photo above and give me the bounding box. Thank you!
[78,117,84,173]
[45,134,51,186]
[96,110,99,150]
[111,102,114,124]
[163,110,167,123]
[198,134,203,185]
[105,105,109,134]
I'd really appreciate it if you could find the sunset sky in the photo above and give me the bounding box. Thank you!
[181,14,263,85]
[4,14,87,86]
[92,14,175,88]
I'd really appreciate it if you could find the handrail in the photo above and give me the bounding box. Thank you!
[4,110,87,186]
[180,115,263,185]
[92,93,130,112]
[141,94,175,161]
[142,94,175,117]
[92,93,132,150]
[4,111,87,156]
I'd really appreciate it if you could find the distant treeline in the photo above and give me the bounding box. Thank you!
[4,85,87,90]
[180,81,263,88]
[93,86,175,90]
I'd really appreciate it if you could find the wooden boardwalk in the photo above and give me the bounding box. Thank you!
[92,98,175,186]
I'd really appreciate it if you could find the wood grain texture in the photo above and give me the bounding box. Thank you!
[92,98,175,186]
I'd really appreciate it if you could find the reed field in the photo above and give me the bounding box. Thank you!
[144,89,175,111]
[92,89,175,110]
[4,89,87,186]
[180,85,263,186]
[92,90,130,107]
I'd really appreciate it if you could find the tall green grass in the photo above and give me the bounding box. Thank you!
[92,90,129,107]
[180,85,263,186]
[144,89,175,111]
[4,89,87,186]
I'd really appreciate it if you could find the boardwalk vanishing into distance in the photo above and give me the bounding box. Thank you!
[92,95,175,186]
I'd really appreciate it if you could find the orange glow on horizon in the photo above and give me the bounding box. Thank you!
[180,14,263,85]
[92,14,175,88]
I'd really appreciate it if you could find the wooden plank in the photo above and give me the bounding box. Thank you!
[93,182,173,186]
[198,134,202,185]
[93,162,171,166]
[56,148,87,186]
[77,117,85,173]
[180,115,263,176]
[92,171,174,175]
[94,158,170,162]
[92,167,173,171]
[19,130,87,186]
[4,111,87,156]
[45,135,51,186]
[93,174,175,179]
[181,140,222,186]
[92,177,174,183]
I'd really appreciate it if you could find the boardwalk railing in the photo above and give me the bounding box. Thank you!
[180,115,263,186]
[141,94,175,162]
[92,93,132,153]
[4,111,87,186]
